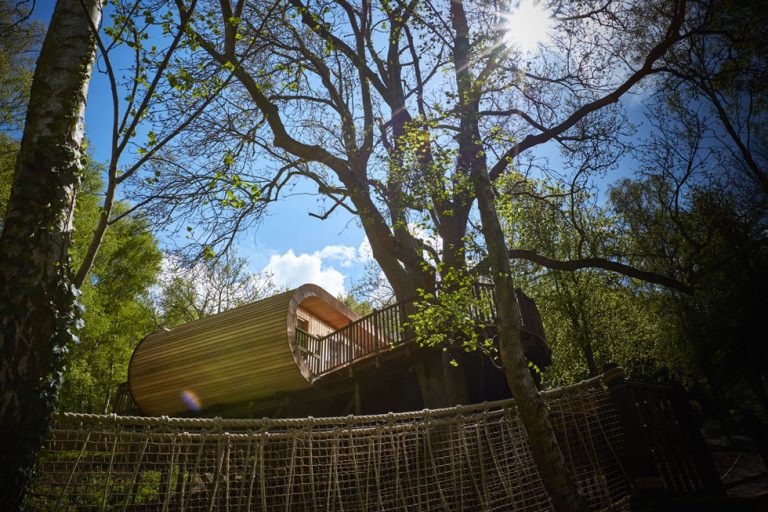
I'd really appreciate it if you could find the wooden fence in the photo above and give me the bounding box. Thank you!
[626,381,722,495]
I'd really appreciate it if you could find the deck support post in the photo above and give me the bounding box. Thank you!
[602,366,667,505]
[416,353,469,408]
[354,380,362,415]
[442,351,469,406]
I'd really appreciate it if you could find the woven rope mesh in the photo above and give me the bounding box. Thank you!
[29,377,631,511]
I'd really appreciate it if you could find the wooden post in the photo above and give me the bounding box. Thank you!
[442,351,469,406]
[372,308,380,355]
[416,355,449,408]
[354,380,362,415]
[602,366,667,501]
[671,384,723,495]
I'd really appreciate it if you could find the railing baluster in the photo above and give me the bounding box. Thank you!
[309,283,498,378]
[381,308,388,350]
[372,309,378,355]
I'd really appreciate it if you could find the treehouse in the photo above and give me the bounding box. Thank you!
[126,283,551,418]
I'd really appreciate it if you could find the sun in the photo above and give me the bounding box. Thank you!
[501,0,555,53]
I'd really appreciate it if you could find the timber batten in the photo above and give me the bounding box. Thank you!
[128,284,360,416]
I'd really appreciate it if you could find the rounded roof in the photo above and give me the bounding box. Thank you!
[128,284,359,416]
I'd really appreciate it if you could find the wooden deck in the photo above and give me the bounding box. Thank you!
[296,283,509,380]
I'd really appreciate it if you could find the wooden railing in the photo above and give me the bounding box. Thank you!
[627,382,722,495]
[301,283,500,379]
[602,367,723,498]
[469,282,497,324]
[311,297,419,377]
[295,328,323,375]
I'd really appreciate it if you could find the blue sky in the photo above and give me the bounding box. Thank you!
[30,1,651,297]
[32,1,373,296]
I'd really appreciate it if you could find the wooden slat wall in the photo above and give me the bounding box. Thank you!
[297,307,335,337]
[129,288,314,416]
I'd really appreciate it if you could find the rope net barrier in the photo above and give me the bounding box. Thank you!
[29,376,631,511]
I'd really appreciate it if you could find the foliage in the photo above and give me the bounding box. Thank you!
[0,0,41,220]
[0,132,16,219]
[58,164,162,413]
[656,0,768,196]
[407,267,495,366]
[612,175,768,415]
[346,261,397,309]
[154,256,280,327]
[0,2,764,506]
[0,0,41,134]
[68,0,235,288]
[2,148,162,415]
[337,293,373,317]
[143,0,691,307]
[3,152,280,414]
[27,465,164,510]
[496,173,664,386]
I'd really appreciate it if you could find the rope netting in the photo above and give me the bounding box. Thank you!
[29,376,631,511]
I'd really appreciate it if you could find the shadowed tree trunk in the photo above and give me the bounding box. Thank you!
[0,0,102,509]
[446,0,585,506]
[472,163,588,511]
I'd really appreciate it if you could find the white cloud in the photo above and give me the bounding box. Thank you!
[261,236,386,297]
[263,249,347,296]
[317,245,357,268]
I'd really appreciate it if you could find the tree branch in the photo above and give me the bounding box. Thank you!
[489,0,687,181]
[507,249,693,294]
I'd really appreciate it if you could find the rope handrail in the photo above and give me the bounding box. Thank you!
[55,373,608,429]
[31,373,637,512]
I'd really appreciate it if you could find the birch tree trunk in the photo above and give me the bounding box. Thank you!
[471,165,588,512]
[0,0,102,508]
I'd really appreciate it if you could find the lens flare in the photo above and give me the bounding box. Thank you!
[181,389,202,412]
[502,0,555,53]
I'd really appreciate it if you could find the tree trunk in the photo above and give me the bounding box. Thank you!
[471,163,587,512]
[0,1,102,509]
[445,2,585,504]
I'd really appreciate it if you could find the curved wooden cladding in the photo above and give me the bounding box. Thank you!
[128,284,359,417]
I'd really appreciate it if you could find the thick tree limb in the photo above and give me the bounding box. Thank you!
[507,249,693,294]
